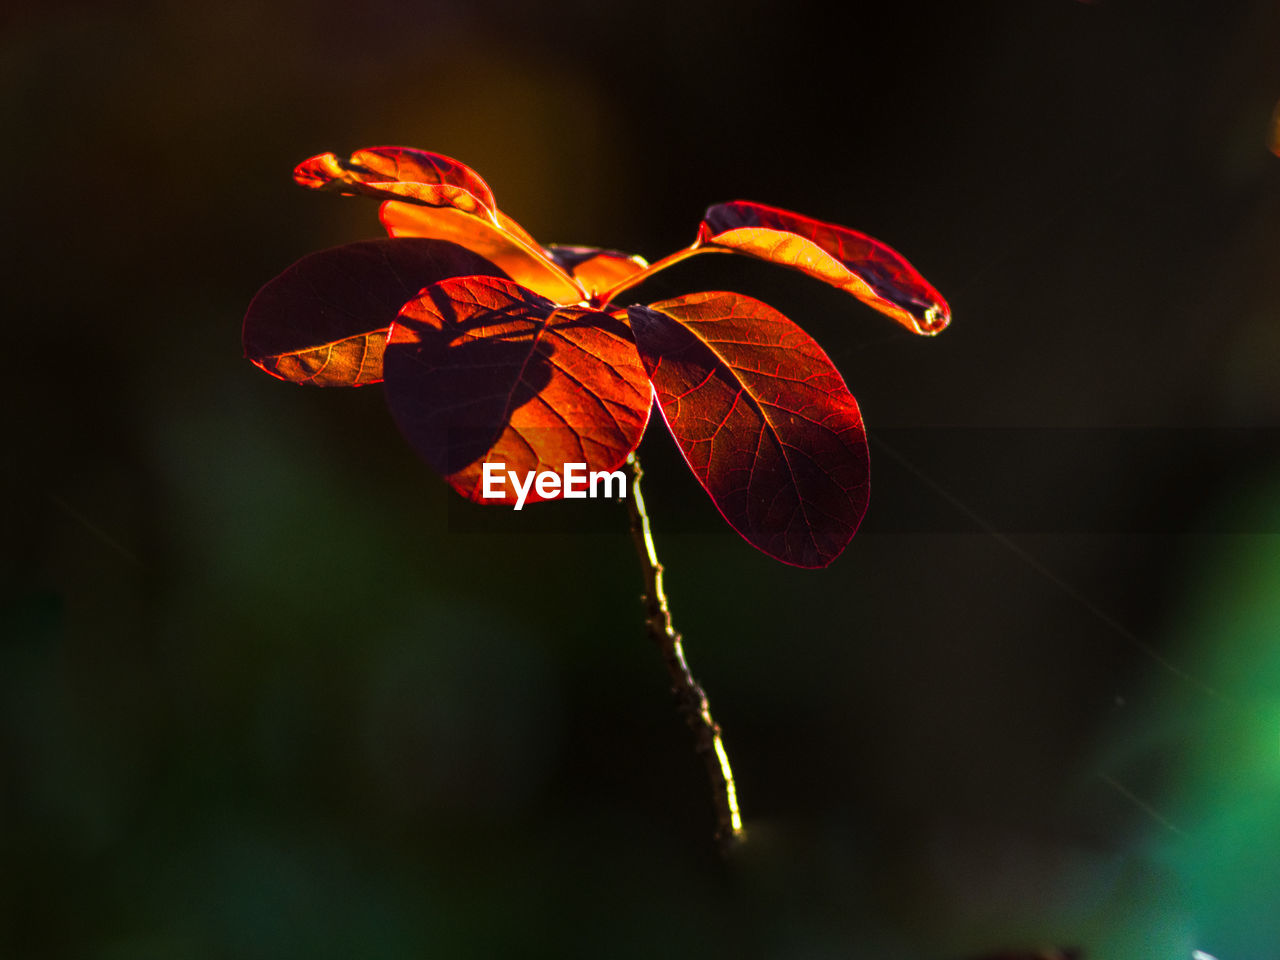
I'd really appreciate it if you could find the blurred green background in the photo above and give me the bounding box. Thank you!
[3,1,1279,957]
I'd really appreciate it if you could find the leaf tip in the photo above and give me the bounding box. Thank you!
[292,152,342,189]
[913,302,951,336]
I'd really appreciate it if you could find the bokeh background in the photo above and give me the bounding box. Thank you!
[4,1,1280,957]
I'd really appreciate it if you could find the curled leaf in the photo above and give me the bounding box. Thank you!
[295,145,586,305]
[696,201,950,335]
[385,276,651,502]
[628,291,868,568]
[242,238,507,386]
[293,146,497,217]
[544,245,649,299]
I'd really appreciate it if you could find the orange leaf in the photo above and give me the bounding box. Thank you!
[384,276,651,503]
[293,146,497,217]
[544,245,649,299]
[697,201,950,335]
[380,201,585,305]
[296,146,586,305]
[242,238,507,386]
[629,291,868,567]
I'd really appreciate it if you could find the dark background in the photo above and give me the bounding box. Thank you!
[4,1,1280,957]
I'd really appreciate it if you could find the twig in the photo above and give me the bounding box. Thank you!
[625,451,744,851]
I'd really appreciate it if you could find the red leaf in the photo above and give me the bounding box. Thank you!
[543,245,649,299]
[628,292,868,568]
[295,146,586,305]
[697,201,950,335]
[242,238,507,386]
[385,276,652,503]
[293,146,497,216]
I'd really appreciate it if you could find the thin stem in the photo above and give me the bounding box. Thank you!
[625,451,744,850]
[598,244,728,306]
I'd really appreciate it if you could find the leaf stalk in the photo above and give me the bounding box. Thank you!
[625,451,744,851]
[598,244,727,306]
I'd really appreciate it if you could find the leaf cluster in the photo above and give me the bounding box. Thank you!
[243,147,950,566]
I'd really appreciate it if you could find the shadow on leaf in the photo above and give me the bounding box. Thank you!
[384,300,556,476]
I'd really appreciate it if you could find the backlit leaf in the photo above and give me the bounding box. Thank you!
[544,245,649,299]
[293,146,497,216]
[696,201,950,335]
[296,145,586,305]
[380,201,585,305]
[628,292,868,568]
[242,238,507,386]
[385,276,651,503]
